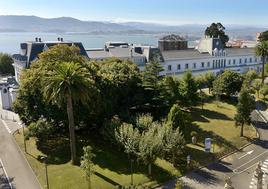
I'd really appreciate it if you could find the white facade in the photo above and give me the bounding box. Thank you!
[0,78,18,110]
[163,54,262,77]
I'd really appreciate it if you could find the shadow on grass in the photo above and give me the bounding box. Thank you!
[191,108,232,123]
[189,123,239,153]
[34,133,178,185]
[36,136,71,164]
[94,172,121,186]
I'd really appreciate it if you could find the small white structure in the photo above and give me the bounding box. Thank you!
[0,77,18,110]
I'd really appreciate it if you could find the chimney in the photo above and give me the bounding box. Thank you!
[57,37,60,41]
[35,37,38,42]
[61,38,63,42]
[38,38,42,42]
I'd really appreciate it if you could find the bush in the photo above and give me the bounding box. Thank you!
[28,119,55,141]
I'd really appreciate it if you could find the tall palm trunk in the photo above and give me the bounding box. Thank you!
[262,56,265,84]
[66,93,77,165]
[240,123,244,137]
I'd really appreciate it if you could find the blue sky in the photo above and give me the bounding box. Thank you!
[0,0,267,26]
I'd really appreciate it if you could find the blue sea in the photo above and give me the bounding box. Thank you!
[0,32,197,54]
[0,32,162,54]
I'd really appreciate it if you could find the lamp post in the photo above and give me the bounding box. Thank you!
[41,156,49,189]
[130,159,134,186]
[22,124,27,153]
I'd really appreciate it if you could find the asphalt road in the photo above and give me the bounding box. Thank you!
[0,118,41,189]
[158,107,268,189]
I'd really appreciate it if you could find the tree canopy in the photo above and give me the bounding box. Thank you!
[235,88,255,136]
[0,53,14,76]
[259,31,268,42]
[213,70,243,97]
[205,23,229,46]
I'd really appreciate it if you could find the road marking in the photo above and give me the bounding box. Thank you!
[0,119,11,133]
[238,150,254,159]
[233,150,268,174]
[256,110,268,123]
[0,158,13,189]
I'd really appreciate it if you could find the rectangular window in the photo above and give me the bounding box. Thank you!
[177,64,181,70]
[240,58,242,64]
[250,58,252,63]
[201,62,204,68]
[168,65,172,71]
[228,60,231,65]
[255,57,258,62]
[233,59,236,64]
[207,62,210,67]
[185,64,188,69]
[245,58,247,63]
[193,63,196,69]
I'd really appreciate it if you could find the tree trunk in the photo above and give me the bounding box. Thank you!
[148,163,152,176]
[240,123,244,137]
[66,94,77,165]
[87,176,91,189]
[262,56,265,84]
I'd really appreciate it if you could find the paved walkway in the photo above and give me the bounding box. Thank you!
[0,116,41,189]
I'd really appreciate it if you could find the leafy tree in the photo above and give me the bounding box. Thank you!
[259,31,268,42]
[252,80,262,98]
[166,104,190,136]
[180,71,199,107]
[162,76,181,107]
[235,88,255,137]
[81,146,95,189]
[195,75,206,91]
[204,72,216,94]
[14,44,90,126]
[138,124,162,176]
[115,123,141,158]
[135,113,154,132]
[43,62,95,165]
[213,70,243,98]
[142,60,166,114]
[0,53,14,76]
[28,119,56,141]
[255,41,268,83]
[160,125,185,165]
[205,23,229,46]
[97,58,142,121]
[260,85,268,99]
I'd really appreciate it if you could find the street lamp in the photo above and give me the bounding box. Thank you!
[22,124,27,153]
[130,159,134,186]
[40,156,49,189]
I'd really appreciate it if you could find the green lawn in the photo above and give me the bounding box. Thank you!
[14,99,257,189]
[187,100,257,166]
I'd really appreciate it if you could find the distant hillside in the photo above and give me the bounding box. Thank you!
[0,15,267,40]
[0,15,134,33]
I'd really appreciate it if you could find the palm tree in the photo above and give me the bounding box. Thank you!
[255,41,268,84]
[44,62,94,164]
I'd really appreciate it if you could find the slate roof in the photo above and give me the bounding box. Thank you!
[13,41,89,68]
[162,48,256,61]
